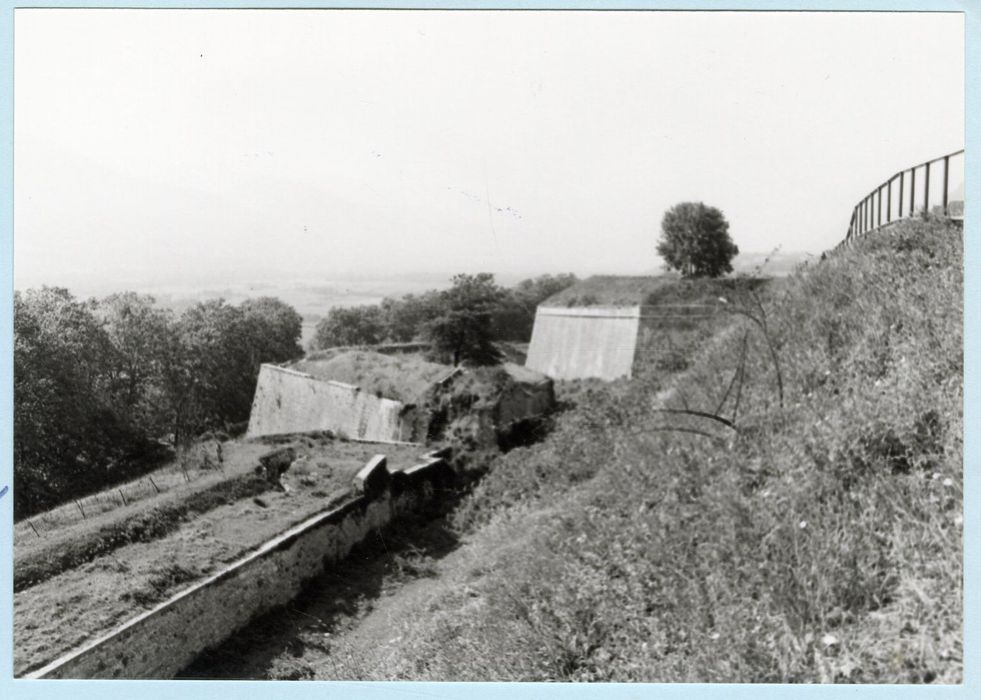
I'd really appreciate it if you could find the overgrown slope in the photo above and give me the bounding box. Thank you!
[321,218,962,683]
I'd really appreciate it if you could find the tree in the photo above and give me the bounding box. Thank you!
[311,305,384,350]
[424,273,504,366]
[98,292,175,436]
[166,299,253,444]
[493,273,579,341]
[379,291,444,343]
[656,202,739,278]
[14,288,144,517]
[239,296,304,368]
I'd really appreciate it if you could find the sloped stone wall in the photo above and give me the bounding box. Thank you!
[525,306,642,381]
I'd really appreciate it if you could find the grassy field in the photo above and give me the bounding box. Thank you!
[13,434,427,676]
[308,218,962,683]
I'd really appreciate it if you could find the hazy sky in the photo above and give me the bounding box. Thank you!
[14,9,964,289]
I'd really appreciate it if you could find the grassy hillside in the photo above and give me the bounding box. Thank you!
[320,218,962,683]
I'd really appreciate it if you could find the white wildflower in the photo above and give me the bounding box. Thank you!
[799,520,808,529]
[822,634,839,647]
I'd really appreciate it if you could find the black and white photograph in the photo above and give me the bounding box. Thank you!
[8,6,966,686]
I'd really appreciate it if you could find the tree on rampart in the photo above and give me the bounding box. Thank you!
[657,202,739,278]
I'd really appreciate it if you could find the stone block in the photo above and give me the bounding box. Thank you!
[353,454,389,496]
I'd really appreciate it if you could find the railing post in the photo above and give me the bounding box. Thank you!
[910,167,916,216]
[943,155,950,216]
[887,178,892,223]
[877,185,883,228]
[898,170,904,220]
[924,160,931,214]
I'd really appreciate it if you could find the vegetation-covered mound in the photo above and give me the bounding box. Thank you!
[289,351,453,403]
[542,275,676,307]
[322,218,962,683]
[643,275,768,306]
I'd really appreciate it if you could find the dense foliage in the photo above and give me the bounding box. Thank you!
[14,290,303,518]
[309,273,578,352]
[312,304,385,349]
[657,202,739,277]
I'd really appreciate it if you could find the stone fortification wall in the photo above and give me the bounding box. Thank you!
[525,306,643,381]
[25,452,453,680]
[246,364,407,441]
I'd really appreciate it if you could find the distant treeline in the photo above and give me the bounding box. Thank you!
[14,289,303,519]
[311,273,578,351]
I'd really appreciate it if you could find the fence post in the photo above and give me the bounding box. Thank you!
[943,155,950,216]
[924,160,931,214]
[910,167,916,216]
[898,170,904,219]
[877,185,883,228]
[887,177,892,223]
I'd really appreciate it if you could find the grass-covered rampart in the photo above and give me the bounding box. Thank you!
[326,218,962,683]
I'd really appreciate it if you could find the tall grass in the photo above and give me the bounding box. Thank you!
[331,219,962,683]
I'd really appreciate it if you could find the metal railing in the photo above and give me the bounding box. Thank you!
[843,148,964,245]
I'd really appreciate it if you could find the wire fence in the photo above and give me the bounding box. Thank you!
[16,441,227,540]
[838,149,964,250]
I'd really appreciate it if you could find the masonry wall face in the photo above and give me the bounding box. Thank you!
[525,306,642,381]
[26,463,446,680]
[246,364,405,441]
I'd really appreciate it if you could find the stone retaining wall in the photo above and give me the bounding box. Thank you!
[25,452,453,680]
